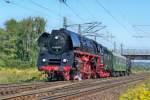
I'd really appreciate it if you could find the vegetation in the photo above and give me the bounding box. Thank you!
[0,16,149,83]
[0,17,46,83]
[120,78,150,100]
[131,66,150,73]
[0,17,46,67]
[0,67,44,84]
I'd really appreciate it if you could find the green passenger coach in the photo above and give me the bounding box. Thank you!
[111,53,127,76]
[98,45,129,77]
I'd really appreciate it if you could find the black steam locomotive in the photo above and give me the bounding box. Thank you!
[37,28,131,81]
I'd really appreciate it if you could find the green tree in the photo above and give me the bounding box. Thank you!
[0,17,46,67]
[16,17,46,66]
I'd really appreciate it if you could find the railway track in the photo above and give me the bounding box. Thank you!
[0,78,113,100]
[42,75,147,100]
[0,78,109,98]
[0,73,149,100]
[0,81,73,96]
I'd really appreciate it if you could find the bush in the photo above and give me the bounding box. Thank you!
[0,67,44,84]
[120,79,150,100]
[131,66,150,73]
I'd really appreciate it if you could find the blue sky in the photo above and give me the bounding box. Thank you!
[0,0,150,50]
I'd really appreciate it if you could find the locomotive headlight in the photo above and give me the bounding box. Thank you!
[63,59,67,63]
[42,58,46,62]
[54,36,59,39]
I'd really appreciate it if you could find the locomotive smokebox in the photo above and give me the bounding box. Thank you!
[37,29,75,70]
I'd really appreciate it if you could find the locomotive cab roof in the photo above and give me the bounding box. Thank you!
[37,28,113,55]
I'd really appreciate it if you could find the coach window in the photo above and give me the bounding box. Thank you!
[108,54,111,67]
[98,45,103,64]
[103,51,107,66]
[98,45,101,53]
[101,48,104,64]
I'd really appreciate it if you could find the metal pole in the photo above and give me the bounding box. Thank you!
[78,24,81,34]
[94,36,96,42]
[63,17,67,29]
[114,41,116,52]
[121,43,123,55]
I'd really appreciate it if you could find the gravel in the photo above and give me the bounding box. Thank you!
[73,80,144,100]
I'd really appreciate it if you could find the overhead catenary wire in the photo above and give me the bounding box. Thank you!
[77,0,98,21]
[30,0,62,18]
[3,0,40,13]
[132,25,150,38]
[4,0,10,3]
[133,25,150,34]
[4,0,61,21]
[133,25,150,27]
[95,0,131,34]
[60,1,85,22]
[132,25,148,34]
[59,0,67,3]
[59,0,98,22]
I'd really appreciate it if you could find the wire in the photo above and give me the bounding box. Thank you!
[95,0,131,33]
[134,25,150,27]
[132,25,150,38]
[58,0,83,21]
[77,0,98,20]
[30,0,62,18]
[132,25,148,34]
[59,0,67,3]
[3,0,39,13]
[62,3,85,21]
[4,0,60,21]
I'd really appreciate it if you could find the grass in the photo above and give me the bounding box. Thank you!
[120,78,150,100]
[131,66,150,73]
[0,66,149,84]
[0,67,45,84]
